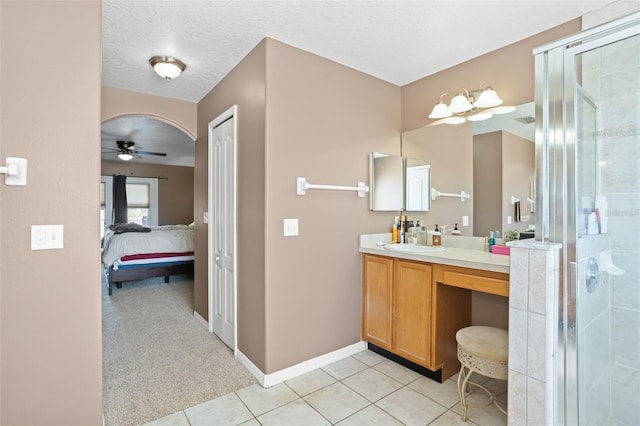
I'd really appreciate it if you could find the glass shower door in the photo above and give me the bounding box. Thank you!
[535,12,640,425]
[565,21,640,426]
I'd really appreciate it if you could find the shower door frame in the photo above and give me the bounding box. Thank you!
[533,12,640,425]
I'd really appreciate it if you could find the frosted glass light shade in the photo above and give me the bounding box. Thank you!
[118,153,133,161]
[449,94,473,113]
[474,88,503,108]
[428,102,452,119]
[467,112,493,121]
[444,116,466,125]
[149,56,186,80]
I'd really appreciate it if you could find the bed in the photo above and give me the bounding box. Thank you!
[102,223,194,295]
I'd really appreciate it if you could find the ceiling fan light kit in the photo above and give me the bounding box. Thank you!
[117,152,134,161]
[102,140,168,162]
[149,55,186,80]
[427,82,512,125]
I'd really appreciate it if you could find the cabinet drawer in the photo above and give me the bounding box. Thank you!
[440,269,509,297]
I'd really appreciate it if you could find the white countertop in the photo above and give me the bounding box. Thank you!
[359,234,510,274]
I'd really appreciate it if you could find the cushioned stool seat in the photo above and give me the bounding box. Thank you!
[456,326,508,421]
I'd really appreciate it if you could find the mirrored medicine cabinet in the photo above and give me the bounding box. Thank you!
[369,152,431,212]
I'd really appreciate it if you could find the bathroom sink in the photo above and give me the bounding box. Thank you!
[383,244,446,254]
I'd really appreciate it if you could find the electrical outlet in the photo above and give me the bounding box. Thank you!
[283,218,299,236]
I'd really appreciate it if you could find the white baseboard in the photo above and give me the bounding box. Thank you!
[193,310,209,329]
[237,341,367,388]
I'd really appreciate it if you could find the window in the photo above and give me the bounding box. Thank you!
[100,176,158,237]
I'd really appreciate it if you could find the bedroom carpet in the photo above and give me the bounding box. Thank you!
[102,275,257,426]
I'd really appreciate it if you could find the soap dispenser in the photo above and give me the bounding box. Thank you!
[452,223,461,236]
[432,224,442,246]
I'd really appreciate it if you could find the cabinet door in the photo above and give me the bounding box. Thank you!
[394,260,432,366]
[362,255,393,350]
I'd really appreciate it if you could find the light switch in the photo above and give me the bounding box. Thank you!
[462,216,469,227]
[507,215,512,225]
[31,225,63,250]
[283,218,299,236]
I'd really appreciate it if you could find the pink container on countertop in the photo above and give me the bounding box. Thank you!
[491,245,511,256]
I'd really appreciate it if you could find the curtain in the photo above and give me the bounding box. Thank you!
[112,175,128,224]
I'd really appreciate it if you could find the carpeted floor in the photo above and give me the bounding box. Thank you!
[102,275,257,426]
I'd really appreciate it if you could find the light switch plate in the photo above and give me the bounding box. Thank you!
[31,225,63,250]
[462,216,469,227]
[283,218,299,236]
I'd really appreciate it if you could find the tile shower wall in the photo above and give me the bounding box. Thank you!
[582,32,640,425]
[507,242,560,426]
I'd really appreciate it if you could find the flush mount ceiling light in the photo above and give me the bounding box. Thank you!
[149,55,187,80]
[428,82,513,125]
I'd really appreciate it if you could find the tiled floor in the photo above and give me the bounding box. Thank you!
[145,350,507,426]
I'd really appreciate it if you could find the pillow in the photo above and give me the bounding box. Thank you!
[109,223,152,234]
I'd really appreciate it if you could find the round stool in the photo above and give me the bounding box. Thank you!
[455,326,508,421]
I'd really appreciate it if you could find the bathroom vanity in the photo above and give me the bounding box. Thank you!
[360,236,509,381]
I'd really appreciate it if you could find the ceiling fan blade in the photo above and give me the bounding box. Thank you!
[135,150,167,157]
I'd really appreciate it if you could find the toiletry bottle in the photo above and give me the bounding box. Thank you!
[483,236,490,252]
[416,221,426,245]
[452,223,461,236]
[489,231,495,253]
[392,216,399,243]
[432,225,442,246]
[399,215,405,244]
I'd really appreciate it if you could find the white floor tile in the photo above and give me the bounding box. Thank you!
[409,376,462,408]
[373,360,421,385]
[257,399,330,426]
[285,368,337,397]
[336,404,404,425]
[352,350,387,367]
[237,419,261,426]
[449,386,507,426]
[236,383,299,417]
[304,382,370,424]
[143,410,190,426]
[322,357,368,380]
[342,368,403,402]
[428,410,480,426]
[184,393,253,426]
[376,387,447,426]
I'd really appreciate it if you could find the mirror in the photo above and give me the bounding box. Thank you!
[405,158,431,211]
[369,153,431,212]
[399,102,535,236]
[369,153,403,211]
[472,102,535,237]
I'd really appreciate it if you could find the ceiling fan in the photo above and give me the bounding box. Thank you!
[102,140,167,161]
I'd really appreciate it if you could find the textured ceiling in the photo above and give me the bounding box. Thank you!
[102,0,613,103]
[101,0,614,166]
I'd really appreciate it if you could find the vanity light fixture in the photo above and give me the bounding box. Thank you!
[149,55,187,80]
[428,82,512,125]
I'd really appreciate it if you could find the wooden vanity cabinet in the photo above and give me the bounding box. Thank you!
[361,254,393,350]
[362,254,433,369]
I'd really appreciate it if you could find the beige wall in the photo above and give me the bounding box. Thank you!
[101,161,195,225]
[0,1,103,424]
[102,86,197,139]
[196,40,268,369]
[264,39,400,373]
[196,38,400,373]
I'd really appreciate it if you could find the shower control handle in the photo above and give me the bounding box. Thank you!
[586,257,606,293]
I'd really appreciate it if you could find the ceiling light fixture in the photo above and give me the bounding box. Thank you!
[149,55,187,80]
[117,152,133,161]
[428,82,512,125]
